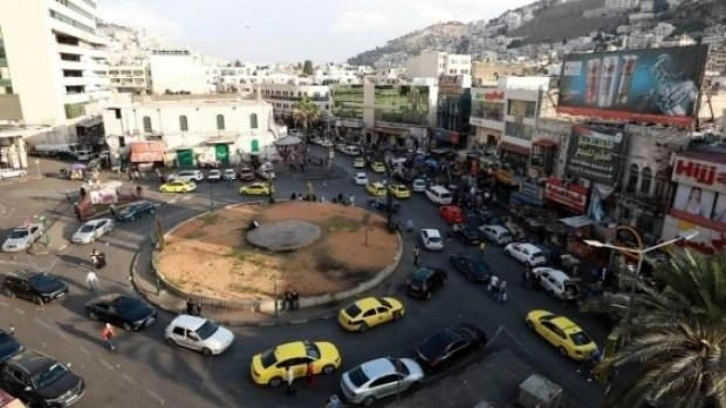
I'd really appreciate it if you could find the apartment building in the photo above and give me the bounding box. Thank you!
[148,49,211,95]
[260,84,331,121]
[405,51,471,79]
[0,0,110,136]
[108,64,149,94]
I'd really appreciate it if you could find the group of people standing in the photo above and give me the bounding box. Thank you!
[282,290,300,311]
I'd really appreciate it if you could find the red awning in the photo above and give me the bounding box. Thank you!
[533,139,556,147]
[499,141,530,156]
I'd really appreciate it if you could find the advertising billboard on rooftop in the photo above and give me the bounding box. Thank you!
[557,45,708,126]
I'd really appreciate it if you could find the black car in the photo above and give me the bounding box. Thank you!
[0,350,85,408]
[2,271,69,305]
[405,267,447,300]
[414,323,487,371]
[85,294,157,331]
[370,198,401,214]
[115,200,156,222]
[449,254,491,283]
[0,329,23,364]
[451,224,481,245]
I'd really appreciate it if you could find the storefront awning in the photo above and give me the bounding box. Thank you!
[559,215,594,229]
[203,136,237,145]
[373,126,408,135]
[533,139,556,147]
[499,141,530,156]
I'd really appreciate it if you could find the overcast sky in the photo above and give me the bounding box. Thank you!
[98,0,534,64]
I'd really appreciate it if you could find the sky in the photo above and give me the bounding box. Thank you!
[97,0,534,64]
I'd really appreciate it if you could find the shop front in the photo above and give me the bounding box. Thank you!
[335,118,365,144]
[430,128,465,150]
[498,141,530,178]
[511,180,545,207]
[369,125,410,149]
[129,141,166,167]
[494,167,521,204]
[544,178,589,214]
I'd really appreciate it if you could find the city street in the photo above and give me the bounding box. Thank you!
[0,152,609,407]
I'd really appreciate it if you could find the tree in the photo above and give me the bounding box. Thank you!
[233,59,242,67]
[291,96,321,135]
[598,251,726,407]
[302,60,314,76]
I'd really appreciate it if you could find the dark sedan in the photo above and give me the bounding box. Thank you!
[0,329,23,364]
[370,198,401,214]
[451,224,482,245]
[3,271,69,305]
[85,294,157,331]
[449,254,491,283]
[115,200,156,222]
[405,267,447,300]
[414,323,487,371]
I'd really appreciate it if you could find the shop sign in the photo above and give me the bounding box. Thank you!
[432,128,460,144]
[474,88,505,102]
[544,180,588,212]
[520,182,544,200]
[565,124,628,186]
[672,156,726,194]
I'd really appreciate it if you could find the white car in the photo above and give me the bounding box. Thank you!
[71,218,114,244]
[222,169,237,181]
[531,267,582,301]
[0,168,28,180]
[504,243,548,267]
[256,162,276,179]
[354,172,368,186]
[340,357,425,406]
[420,228,444,251]
[311,137,334,147]
[479,225,514,245]
[2,224,44,252]
[412,178,427,193]
[172,170,204,182]
[206,169,222,182]
[164,314,235,356]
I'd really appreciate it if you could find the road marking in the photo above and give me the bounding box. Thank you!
[78,346,91,356]
[121,373,138,386]
[145,389,166,405]
[14,308,24,315]
[99,359,115,371]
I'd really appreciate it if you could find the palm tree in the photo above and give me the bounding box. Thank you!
[291,96,321,138]
[598,251,726,407]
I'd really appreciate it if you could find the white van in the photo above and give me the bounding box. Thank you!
[479,225,513,245]
[425,185,453,205]
[531,267,581,301]
[340,145,361,156]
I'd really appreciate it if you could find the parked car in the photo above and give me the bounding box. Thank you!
[479,225,513,245]
[256,162,276,179]
[223,169,237,181]
[340,357,424,406]
[2,271,68,305]
[438,205,463,224]
[164,314,235,356]
[504,243,548,267]
[0,329,23,364]
[238,166,255,181]
[172,170,204,182]
[206,169,222,182]
[2,224,45,253]
[369,198,401,214]
[414,323,487,371]
[115,201,155,222]
[0,350,85,408]
[338,297,405,332]
[531,267,582,301]
[159,180,197,193]
[449,253,491,283]
[85,294,157,332]
[0,168,28,180]
[353,157,366,169]
[451,223,481,245]
[71,218,113,244]
[370,161,386,173]
[405,267,447,300]
[411,178,427,193]
[250,340,342,387]
[420,229,444,251]
[354,172,368,186]
[388,184,411,199]
[239,182,274,196]
[365,182,386,197]
[526,310,598,360]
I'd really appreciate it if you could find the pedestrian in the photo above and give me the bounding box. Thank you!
[498,280,508,304]
[349,194,355,207]
[109,203,117,219]
[321,195,326,203]
[479,241,487,255]
[305,362,315,388]
[405,219,414,234]
[291,291,300,310]
[285,365,296,395]
[101,323,115,351]
[282,291,291,311]
[488,274,499,298]
[325,395,343,408]
[522,266,530,288]
[413,245,421,267]
[86,270,99,292]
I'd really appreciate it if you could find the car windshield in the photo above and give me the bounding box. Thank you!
[260,349,277,368]
[195,320,220,340]
[345,303,362,317]
[420,330,460,358]
[113,297,146,315]
[28,274,56,289]
[9,230,28,239]
[390,358,410,375]
[347,367,369,387]
[532,251,544,258]
[428,236,441,243]
[304,342,321,359]
[570,331,592,346]
[412,268,431,282]
[378,298,392,308]
[79,225,94,233]
[31,363,69,389]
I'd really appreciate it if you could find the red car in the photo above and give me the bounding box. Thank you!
[439,205,463,224]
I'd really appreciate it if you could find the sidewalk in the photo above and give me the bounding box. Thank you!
[130,236,416,327]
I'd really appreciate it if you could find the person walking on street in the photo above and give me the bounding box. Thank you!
[479,241,486,255]
[498,280,508,304]
[186,298,201,316]
[349,194,355,207]
[522,265,531,288]
[305,362,316,388]
[101,323,115,351]
[413,245,421,267]
[86,270,99,292]
[326,395,343,408]
[285,365,296,395]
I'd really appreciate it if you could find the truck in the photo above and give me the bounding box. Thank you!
[31,143,92,161]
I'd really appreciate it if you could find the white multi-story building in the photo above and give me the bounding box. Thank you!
[102,93,279,166]
[0,0,110,138]
[108,64,149,93]
[148,49,212,95]
[260,84,331,120]
[605,0,640,9]
[405,51,471,79]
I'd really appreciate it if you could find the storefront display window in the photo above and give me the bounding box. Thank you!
[507,100,537,118]
[505,122,534,141]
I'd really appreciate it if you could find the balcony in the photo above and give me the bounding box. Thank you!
[59,59,85,70]
[62,76,87,87]
[64,92,90,104]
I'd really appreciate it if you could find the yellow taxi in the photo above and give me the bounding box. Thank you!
[250,340,342,387]
[338,296,405,332]
[526,309,598,361]
[370,161,386,173]
[388,184,411,198]
[159,180,197,193]
[239,182,275,196]
[365,182,387,197]
[353,157,366,169]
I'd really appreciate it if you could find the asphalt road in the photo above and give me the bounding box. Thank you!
[0,152,609,408]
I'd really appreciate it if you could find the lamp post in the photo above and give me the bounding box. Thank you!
[209,181,215,211]
[583,229,699,325]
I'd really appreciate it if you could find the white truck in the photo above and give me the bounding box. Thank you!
[32,143,92,161]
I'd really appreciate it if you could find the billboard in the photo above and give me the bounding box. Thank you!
[558,45,708,126]
[331,85,364,119]
[565,124,628,186]
[672,155,726,195]
[374,85,430,126]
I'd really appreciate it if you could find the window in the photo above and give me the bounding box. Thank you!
[640,167,652,195]
[472,101,503,121]
[179,115,188,131]
[507,100,537,118]
[216,114,225,130]
[118,136,125,147]
[626,163,639,194]
[142,116,152,133]
[250,113,258,129]
[504,121,534,140]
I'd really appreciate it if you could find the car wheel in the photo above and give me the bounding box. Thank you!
[4,288,15,298]
[150,209,156,215]
[362,396,376,407]
[322,364,335,375]
[122,322,134,332]
[393,311,402,320]
[88,310,98,320]
[165,337,177,347]
[558,346,568,356]
[33,296,43,305]
[268,377,283,388]
[130,215,136,222]
[425,291,432,300]
[201,348,213,357]
[359,323,369,333]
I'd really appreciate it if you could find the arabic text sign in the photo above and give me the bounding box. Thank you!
[566,124,628,186]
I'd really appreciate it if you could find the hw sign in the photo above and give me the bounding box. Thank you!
[672,156,726,194]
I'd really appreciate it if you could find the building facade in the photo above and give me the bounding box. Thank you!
[0,0,110,137]
[260,84,331,123]
[405,51,471,79]
[108,64,149,94]
[434,76,471,150]
[148,49,211,95]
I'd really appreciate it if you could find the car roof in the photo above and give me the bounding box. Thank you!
[88,293,123,305]
[170,314,206,330]
[275,341,307,359]
[360,358,396,379]
[354,297,381,310]
[422,228,441,237]
[486,225,509,232]
[534,267,571,281]
[370,182,383,186]
[8,350,56,375]
[549,315,581,333]
[517,243,541,251]
[84,218,111,226]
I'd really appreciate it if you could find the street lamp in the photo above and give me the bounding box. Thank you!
[583,229,699,325]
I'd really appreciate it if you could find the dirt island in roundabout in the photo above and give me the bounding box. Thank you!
[155,201,402,312]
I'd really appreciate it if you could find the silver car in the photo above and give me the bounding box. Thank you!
[2,224,44,252]
[340,357,424,406]
[71,218,114,244]
[164,314,234,356]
